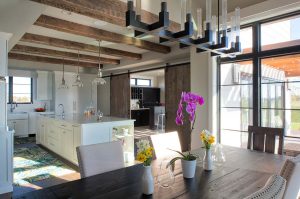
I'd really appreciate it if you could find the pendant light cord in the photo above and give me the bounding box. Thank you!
[62,58,65,81]
[77,50,80,74]
[98,40,101,70]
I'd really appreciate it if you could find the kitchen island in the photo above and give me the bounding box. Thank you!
[37,114,135,165]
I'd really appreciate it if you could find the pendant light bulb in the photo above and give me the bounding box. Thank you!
[73,50,84,87]
[59,58,69,89]
[93,40,106,85]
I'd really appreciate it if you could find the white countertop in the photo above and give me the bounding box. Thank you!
[42,114,135,125]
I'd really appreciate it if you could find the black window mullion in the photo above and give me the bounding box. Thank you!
[8,76,13,104]
[252,22,261,127]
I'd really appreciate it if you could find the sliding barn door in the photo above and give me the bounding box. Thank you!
[110,74,130,118]
[165,63,191,152]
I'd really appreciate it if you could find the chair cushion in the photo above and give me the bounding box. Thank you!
[76,141,125,178]
[279,155,300,199]
[244,174,286,199]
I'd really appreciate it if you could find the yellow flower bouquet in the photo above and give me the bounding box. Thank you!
[136,140,154,166]
[200,130,215,149]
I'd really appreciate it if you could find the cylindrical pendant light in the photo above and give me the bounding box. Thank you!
[206,0,212,23]
[235,7,241,38]
[196,8,203,38]
[136,0,142,17]
[221,0,227,33]
[181,0,186,30]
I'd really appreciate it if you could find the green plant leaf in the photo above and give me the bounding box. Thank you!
[167,148,186,158]
[166,157,184,172]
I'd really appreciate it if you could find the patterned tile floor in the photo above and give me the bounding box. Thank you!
[13,137,80,197]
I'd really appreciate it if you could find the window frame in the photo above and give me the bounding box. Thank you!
[7,76,33,104]
[130,78,152,87]
[218,11,300,142]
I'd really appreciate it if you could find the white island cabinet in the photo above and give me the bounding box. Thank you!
[37,114,135,165]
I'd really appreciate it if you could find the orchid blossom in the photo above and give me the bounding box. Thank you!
[175,91,205,130]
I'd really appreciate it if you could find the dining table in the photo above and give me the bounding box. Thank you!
[14,145,288,199]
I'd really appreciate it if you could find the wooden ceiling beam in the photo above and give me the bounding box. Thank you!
[20,33,142,60]
[8,53,99,68]
[11,44,120,65]
[34,15,171,54]
[29,0,180,32]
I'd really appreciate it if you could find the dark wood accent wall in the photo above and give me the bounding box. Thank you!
[110,74,130,118]
[165,63,191,152]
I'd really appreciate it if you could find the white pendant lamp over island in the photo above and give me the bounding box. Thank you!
[93,40,106,85]
[73,50,84,88]
[58,58,69,89]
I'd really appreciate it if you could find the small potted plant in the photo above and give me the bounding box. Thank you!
[136,140,154,195]
[167,150,198,178]
[200,129,215,171]
[167,92,205,178]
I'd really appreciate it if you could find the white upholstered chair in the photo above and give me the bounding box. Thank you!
[279,155,300,199]
[244,174,286,199]
[150,131,182,159]
[76,141,125,178]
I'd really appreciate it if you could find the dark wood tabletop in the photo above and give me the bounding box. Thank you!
[14,146,288,199]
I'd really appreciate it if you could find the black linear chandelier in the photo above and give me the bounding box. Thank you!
[126,0,241,57]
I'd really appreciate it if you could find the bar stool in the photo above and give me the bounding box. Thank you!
[157,113,165,131]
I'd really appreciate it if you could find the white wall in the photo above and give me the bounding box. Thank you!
[190,49,217,150]
[97,77,111,116]
[157,76,165,104]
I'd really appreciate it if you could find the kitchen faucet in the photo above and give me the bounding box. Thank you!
[10,102,18,113]
[58,104,65,118]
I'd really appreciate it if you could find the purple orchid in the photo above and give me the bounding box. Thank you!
[175,91,205,126]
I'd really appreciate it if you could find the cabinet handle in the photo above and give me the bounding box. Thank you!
[61,125,66,127]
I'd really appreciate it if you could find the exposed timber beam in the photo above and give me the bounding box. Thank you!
[20,33,142,60]
[34,15,171,54]
[29,0,180,32]
[11,44,120,65]
[8,53,99,68]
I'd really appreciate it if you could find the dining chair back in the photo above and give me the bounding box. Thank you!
[248,126,284,154]
[76,141,124,178]
[150,131,182,159]
[244,174,286,199]
[279,155,300,199]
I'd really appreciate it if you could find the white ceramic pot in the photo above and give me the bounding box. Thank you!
[203,148,213,171]
[142,165,154,195]
[181,159,197,178]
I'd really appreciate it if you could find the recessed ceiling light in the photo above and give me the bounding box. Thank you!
[94,20,108,27]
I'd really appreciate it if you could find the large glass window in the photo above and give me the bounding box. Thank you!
[219,12,300,154]
[7,77,33,104]
[261,15,300,51]
[220,61,253,148]
[240,27,253,54]
[261,54,300,138]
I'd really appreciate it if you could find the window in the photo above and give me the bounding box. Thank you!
[130,78,151,87]
[7,77,33,104]
[219,12,300,151]
[261,15,300,51]
[261,54,300,138]
[240,27,253,54]
[220,61,253,148]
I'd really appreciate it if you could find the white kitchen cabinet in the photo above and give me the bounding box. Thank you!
[37,71,53,101]
[73,125,81,163]
[37,115,135,165]
[7,119,28,137]
[60,128,74,160]
[37,117,46,145]
[0,38,7,77]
